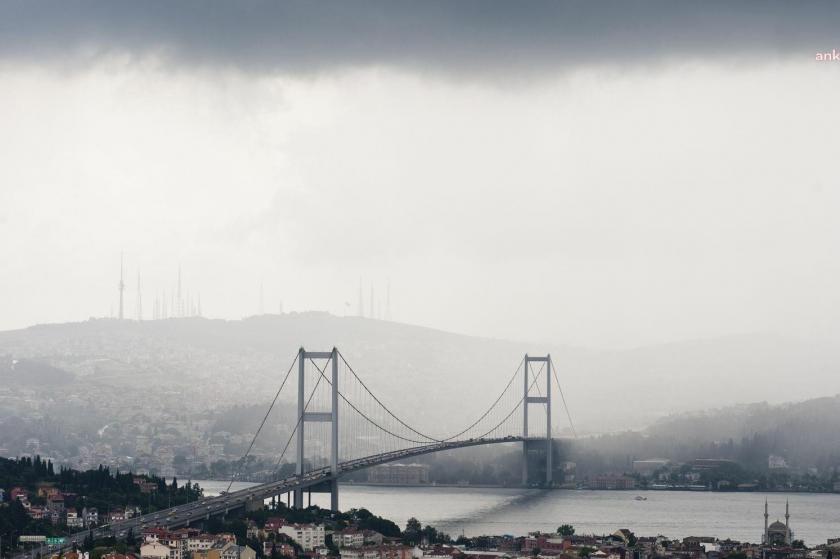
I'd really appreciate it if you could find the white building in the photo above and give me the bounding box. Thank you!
[188,535,217,553]
[141,543,174,559]
[340,549,381,559]
[277,523,325,551]
[336,530,365,549]
[768,455,789,470]
[66,509,84,529]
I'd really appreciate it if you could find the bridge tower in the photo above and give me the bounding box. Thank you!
[522,354,552,486]
[294,347,340,511]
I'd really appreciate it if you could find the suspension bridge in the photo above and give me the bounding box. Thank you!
[36,348,576,555]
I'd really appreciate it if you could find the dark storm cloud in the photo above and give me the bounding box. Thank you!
[0,1,838,76]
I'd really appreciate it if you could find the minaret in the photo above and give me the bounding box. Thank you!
[369,283,374,319]
[177,265,182,317]
[764,498,769,543]
[785,499,790,544]
[385,280,391,321]
[118,252,125,320]
[136,270,143,321]
[357,278,364,317]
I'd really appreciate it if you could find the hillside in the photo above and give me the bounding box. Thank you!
[645,395,840,469]
[568,394,840,485]
[1,314,839,435]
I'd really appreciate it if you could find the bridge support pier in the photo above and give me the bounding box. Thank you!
[330,479,338,511]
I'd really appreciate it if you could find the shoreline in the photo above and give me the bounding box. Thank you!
[192,479,840,495]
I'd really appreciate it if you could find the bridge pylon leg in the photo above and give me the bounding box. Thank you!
[294,348,306,509]
[329,348,339,512]
[522,354,529,487]
[523,353,553,487]
[293,347,340,510]
[546,354,552,486]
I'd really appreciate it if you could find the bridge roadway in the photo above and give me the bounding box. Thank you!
[17,436,531,559]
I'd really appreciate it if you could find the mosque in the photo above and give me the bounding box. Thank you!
[763,499,793,545]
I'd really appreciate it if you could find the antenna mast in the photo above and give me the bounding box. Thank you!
[118,252,125,320]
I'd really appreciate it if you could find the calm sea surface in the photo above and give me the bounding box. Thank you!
[193,481,840,546]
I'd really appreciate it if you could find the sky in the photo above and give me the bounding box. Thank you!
[2,1,840,349]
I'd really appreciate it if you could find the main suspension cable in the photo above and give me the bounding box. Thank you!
[226,353,299,492]
[309,357,438,445]
[337,351,441,442]
[550,356,577,438]
[439,356,526,441]
[339,351,526,443]
[474,365,545,440]
[270,371,325,478]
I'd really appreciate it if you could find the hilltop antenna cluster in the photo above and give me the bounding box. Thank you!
[356,278,392,320]
[113,254,203,320]
[152,265,202,319]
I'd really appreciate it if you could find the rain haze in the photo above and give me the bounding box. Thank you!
[2,2,840,434]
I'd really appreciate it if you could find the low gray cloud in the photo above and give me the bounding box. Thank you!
[1,0,839,77]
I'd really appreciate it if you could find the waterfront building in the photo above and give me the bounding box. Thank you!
[632,459,670,477]
[768,455,789,470]
[366,463,430,485]
[589,475,636,490]
[522,533,568,553]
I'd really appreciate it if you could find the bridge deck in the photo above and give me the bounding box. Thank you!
[24,437,538,558]
[14,435,582,559]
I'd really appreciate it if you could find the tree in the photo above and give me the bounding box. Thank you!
[557,524,575,536]
[83,530,94,552]
[422,525,450,545]
[404,518,422,545]
[325,534,340,556]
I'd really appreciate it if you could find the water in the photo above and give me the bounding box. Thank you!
[193,481,840,546]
